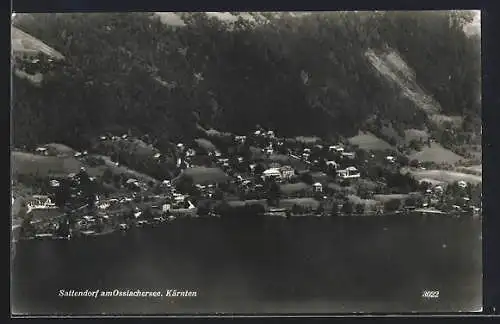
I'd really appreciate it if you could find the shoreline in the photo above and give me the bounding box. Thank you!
[12,209,480,243]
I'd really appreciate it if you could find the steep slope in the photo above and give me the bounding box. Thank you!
[11,11,480,152]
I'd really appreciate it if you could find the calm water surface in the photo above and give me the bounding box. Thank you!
[11,215,482,315]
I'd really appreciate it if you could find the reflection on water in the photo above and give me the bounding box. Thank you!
[11,215,482,315]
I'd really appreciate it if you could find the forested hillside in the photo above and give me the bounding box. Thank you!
[11,11,480,150]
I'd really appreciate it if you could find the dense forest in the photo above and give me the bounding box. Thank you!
[11,11,480,149]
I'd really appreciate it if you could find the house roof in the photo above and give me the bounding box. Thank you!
[263,168,281,175]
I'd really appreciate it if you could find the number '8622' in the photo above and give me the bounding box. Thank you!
[422,290,440,298]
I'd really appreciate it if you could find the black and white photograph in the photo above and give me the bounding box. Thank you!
[10,10,482,315]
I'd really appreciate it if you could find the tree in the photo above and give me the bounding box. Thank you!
[330,203,339,217]
[197,201,211,217]
[20,216,36,239]
[405,197,417,208]
[254,163,265,176]
[317,203,325,215]
[341,201,353,215]
[267,180,281,207]
[384,199,401,213]
[102,169,113,183]
[142,207,154,220]
[355,203,365,215]
[291,203,301,215]
[54,182,71,209]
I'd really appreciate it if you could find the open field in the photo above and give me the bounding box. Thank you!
[295,136,321,145]
[227,199,268,209]
[91,155,159,184]
[11,151,158,185]
[348,131,394,151]
[327,182,357,195]
[373,194,410,203]
[430,114,464,127]
[457,165,482,176]
[403,168,482,185]
[347,194,379,208]
[44,143,76,156]
[174,167,230,186]
[280,198,320,210]
[280,182,311,195]
[266,153,291,164]
[408,142,463,164]
[12,152,83,178]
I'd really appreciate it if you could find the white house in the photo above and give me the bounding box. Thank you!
[329,145,344,153]
[186,148,196,157]
[313,182,323,192]
[326,160,338,169]
[263,168,282,180]
[457,180,468,189]
[341,152,356,159]
[35,147,48,155]
[235,135,246,143]
[26,195,57,210]
[434,185,444,194]
[386,156,396,163]
[337,166,360,179]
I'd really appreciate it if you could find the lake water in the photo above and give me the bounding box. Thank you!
[11,215,482,315]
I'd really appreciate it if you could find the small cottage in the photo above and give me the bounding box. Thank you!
[312,182,323,193]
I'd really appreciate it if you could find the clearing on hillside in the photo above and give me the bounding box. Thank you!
[12,152,83,178]
[348,131,394,151]
[404,169,482,185]
[408,142,463,164]
[403,129,429,144]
